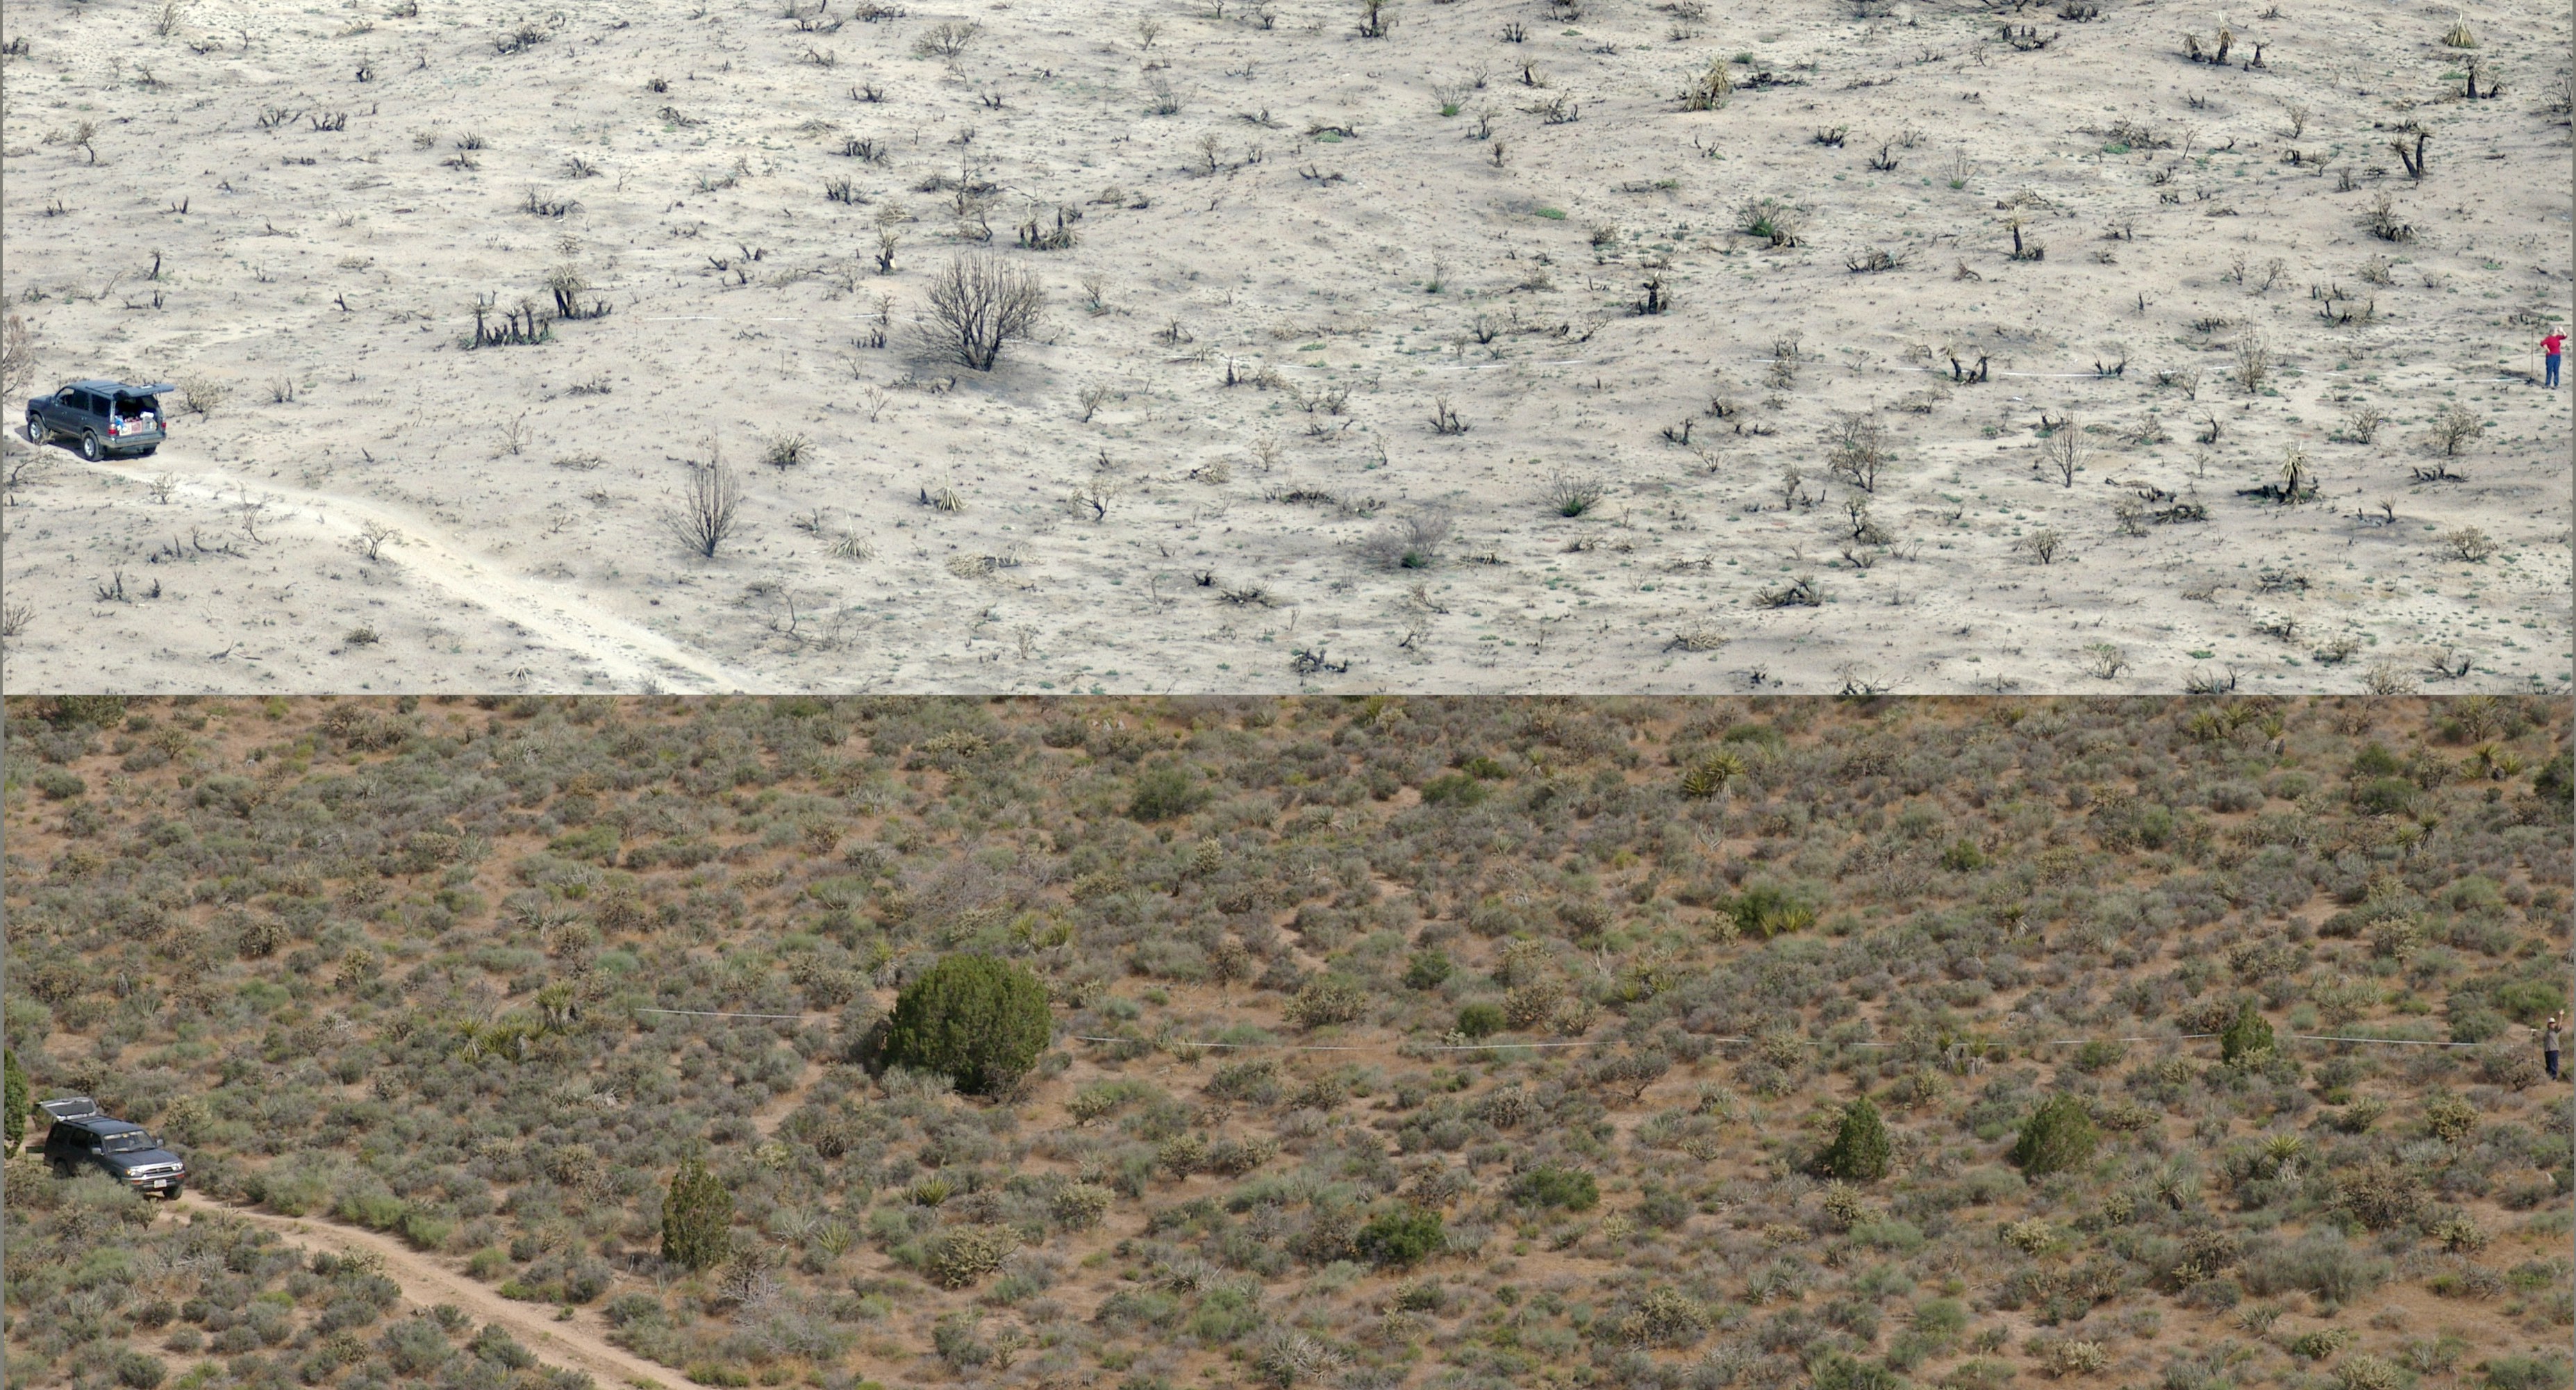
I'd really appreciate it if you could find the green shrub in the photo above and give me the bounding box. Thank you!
[1455,1002,1505,1039]
[2220,1002,2276,1066]
[113,1351,167,1389]
[1420,772,1488,807]
[4,1048,26,1156]
[1284,977,1365,1031]
[2353,777,2416,815]
[660,1154,733,1271]
[1730,883,1816,938]
[1940,839,1987,872]
[1813,1352,1904,1390]
[1511,1164,1599,1211]
[2484,1357,2573,1390]
[33,768,85,800]
[883,954,1052,1093]
[2010,1095,2099,1176]
[1404,950,1454,990]
[1819,1096,1891,1183]
[1129,764,1209,821]
[928,1223,1017,1288]
[1354,1207,1445,1268]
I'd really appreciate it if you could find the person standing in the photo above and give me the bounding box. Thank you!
[2547,1015,2562,1082]
[2544,331,2564,388]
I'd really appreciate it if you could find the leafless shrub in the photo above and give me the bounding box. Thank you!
[179,375,228,416]
[1826,414,1890,492]
[1543,472,1604,517]
[1679,58,1730,110]
[1358,508,1454,569]
[2018,528,2065,563]
[1754,574,1824,607]
[2425,404,2482,456]
[663,452,744,558]
[917,253,1046,371]
[2336,404,2387,443]
[2232,338,2272,393]
[763,433,811,470]
[2437,525,2495,561]
[914,20,979,56]
[0,314,34,403]
[2036,417,2086,487]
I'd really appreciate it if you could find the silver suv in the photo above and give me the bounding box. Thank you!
[24,379,174,461]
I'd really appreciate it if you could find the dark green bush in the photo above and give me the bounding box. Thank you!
[1511,1164,1599,1211]
[33,769,85,800]
[2010,1095,2098,1176]
[2352,777,2416,816]
[1420,772,1489,806]
[1730,883,1816,938]
[1819,1096,1891,1183]
[1354,1207,1445,1267]
[2220,1002,2276,1066]
[660,1154,732,1271]
[1404,950,1454,990]
[883,954,1052,1094]
[113,1351,167,1389]
[1455,1002,1505,1039]
[1129,765,1209,821]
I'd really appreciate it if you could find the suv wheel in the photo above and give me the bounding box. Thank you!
[22,415,43,444]
[79,431,101,462]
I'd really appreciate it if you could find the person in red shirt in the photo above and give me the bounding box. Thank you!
[2545,331,2565,388]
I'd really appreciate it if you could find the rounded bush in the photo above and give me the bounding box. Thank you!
[1354,1207,1445,1268]
[1511,1164,1599,1211]
[1456,1002,1505,1039]
[1819,1096,1891,1183]
[1128,764,1208,821]
[2011,1094,2099,1176]
[884,954,1052,1095]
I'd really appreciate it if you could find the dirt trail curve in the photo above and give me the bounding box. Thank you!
[79,450,769,693]
[169,1191,681,1390]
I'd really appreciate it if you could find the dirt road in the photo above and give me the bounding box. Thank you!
[79,451,767,693]
[169,1191,682,1390]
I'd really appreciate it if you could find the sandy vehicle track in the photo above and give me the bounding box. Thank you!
[170,1191,682,1390]
[81,450,766,693]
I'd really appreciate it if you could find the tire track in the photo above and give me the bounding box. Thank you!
[169,1191,682,1390]
[73,449,767,693]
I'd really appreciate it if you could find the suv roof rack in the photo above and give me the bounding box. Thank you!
[38,1096,101,1123]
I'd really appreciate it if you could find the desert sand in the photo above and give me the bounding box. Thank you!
[0,0,2568,693]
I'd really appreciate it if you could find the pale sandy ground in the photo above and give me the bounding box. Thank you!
[1,0,2567,693]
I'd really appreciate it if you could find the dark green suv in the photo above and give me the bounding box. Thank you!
[24,379,174,461]
[38,1096,188,1198]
